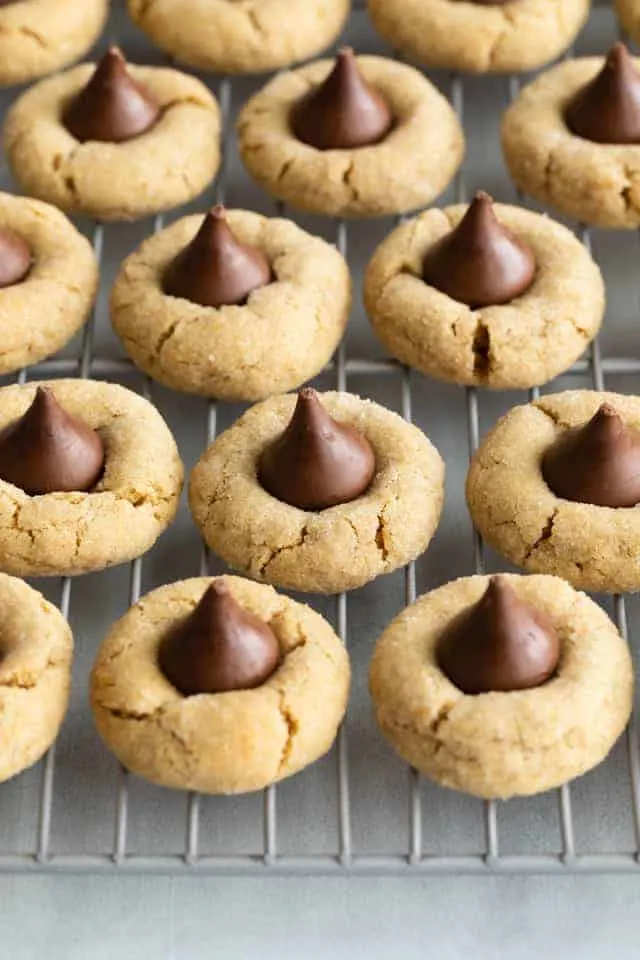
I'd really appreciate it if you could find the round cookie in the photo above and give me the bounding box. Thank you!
[110,209,351,401]
[0,192,98,374]
[0,380,183,577]
[127,0,350,75]
[502,54,640,229]
[369,574,633,799]
[0,572,73,783]
[4,61,221,222]
[90,575,350,794]
[189,390,445,594]
[237,54,464,218]
[364,201,604,390]
[367,0,588,75]
[0,0,107,87]
[466,390,640,593]
[616,0,640,45]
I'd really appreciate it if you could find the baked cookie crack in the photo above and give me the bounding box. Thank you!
[524,508,558,561]
[472,318,491,377]
[276,691,299,774]
[259,524,310,577]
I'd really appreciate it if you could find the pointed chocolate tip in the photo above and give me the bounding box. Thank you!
[159,581,280,696]
[566,43,640,144]
[163,206,271,308]
[542,402,640,507]
[63,46,159,144]
[291,47,393,150]
[437,576,560,695]
[258,391,376,510]
[0,386,104,495]
[422,193,536,308]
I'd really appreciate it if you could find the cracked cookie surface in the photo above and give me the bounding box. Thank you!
[110,209,351,401]
[0,0,107,87]
[189,390,445,594]
[127,0,349,74]
[236,55,464,218]
[364,202,604,390]
[367,0,588,74]
[0,572,73,783]
[467,390,640,592]
[90,575,350,794]
[0,192,99,374]
[4,62,220,221]
[502,56,640,229]
[0,379,183,577]
[369,573,633,799]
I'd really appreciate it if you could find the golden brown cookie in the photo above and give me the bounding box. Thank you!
[368,0,589,74]
[189,390,445,594]
[127,0,350,74]
[467,390,640,593]
[0,0,108,87]
[0,572,73,783]
[0,380,183,578]
[616,0,640,45]
[502,54,640,229]
[110,209,351,401]
[4,62,221,222]
[369,574,633,799]
[0,192,98,374]
[237,55,464,218]
[364,201,604,389]
[90,575,350,794]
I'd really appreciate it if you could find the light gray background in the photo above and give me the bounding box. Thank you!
[2,1,640,956]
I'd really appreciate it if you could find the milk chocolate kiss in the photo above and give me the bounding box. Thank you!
[258,388,376,511]
[159,582,280,696]
[63,46,160,144]
[0,228,31,288]
[422,192,536,308]
[438,576,560,695]
[291,47,393,150]
[566,43,640,144]
[163,206,272,308]
[0,387,104,495]
[542,403,640,507]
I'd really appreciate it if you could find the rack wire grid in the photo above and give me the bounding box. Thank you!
[0,0,638,877]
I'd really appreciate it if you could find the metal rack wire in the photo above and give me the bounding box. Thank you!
[0,1,639,876]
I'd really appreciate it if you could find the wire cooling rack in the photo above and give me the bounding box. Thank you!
[0,0,639,876]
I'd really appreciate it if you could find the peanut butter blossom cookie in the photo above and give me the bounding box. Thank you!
[237,48,464,218]
[367,0,588,74]
[111,206,351,401]
[90,576,350,794]
[0,192,99,374]
[190,388,444,594]
[467,390,640,593]
[502,44,640,229]
[0,573,73,783]
[4,47,221,222]
[0,381,183,577]
[127,0,350,74]
[0,0,107,86]
[364,193,604,389]
[370,574,633,799]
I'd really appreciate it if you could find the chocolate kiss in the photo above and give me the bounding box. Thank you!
[422,192,536,309]
[566,43,640,145]
[0,228,31,288]
[291,47,393,150]
[438,576,560,695]
[63,46,160,144]
[0,387,104,495]
[163,205,272,308]
[158,582,281,696]
[258,388,376,511]
[542,403,640,508]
